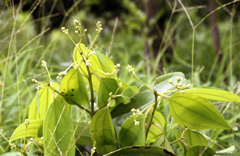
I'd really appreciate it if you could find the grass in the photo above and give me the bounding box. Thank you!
[0,0,240,155]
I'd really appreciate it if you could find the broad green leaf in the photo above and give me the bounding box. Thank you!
[28,83,58,120]
[152,135,175,154]
[73,44,116,91]
[60,69,89,106]
[111,72,188,118]
[145,110,165,143]
[43,99,75,156]
[118,114,145,148]
[98,78,139,108]
[184,88,240,103]
[55,95,71,114]
[104,146,177,156]
[176,129,208,147]
[10,119,43,141]
[169,92,231,130]
[73,122,93,146]
[186,146,215,156]
[90,107,116,155]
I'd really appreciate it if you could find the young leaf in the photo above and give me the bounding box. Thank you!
[169,92,231,130]
[90,107,116,155]
[43,99,75,156]
[60,69,89,106]
[104,146,176,156]
[184,88,240,103]
[145,110,165,143]
[28,83,58,120]
[73,44,116,91]
[98,78,139,108]
[118,114,145,148]
[10,119,43,141]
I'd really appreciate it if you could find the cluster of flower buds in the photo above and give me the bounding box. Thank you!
[74,20,87,37]
[96,21,103,33]
[61,27,68,35]
[169,77,191,90]
[126,65,135,75]
[131,108,142,125]
[24,119,30,127]
[56,70,67,80]
[31,79,44,89]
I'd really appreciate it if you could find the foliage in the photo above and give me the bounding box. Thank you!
[1,20,239,156]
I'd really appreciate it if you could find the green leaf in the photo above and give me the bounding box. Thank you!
[186,146,215,156]
[60,69,89,106]
[152,135,175,154]
[98,78,139,108]
[118,114,145,148]
[10,119,43,141]
[169,92,231,130]
[28,83,58,120]
[73,122,93,146]
[104,146,177,156]
[184,88,240,103]
[55,95,71,114]
[43,99,75,156]
[111,72,188,118]
[176,129,208,147]
[73,44,116,91]
[90,107,116,155]
[145,110,165,143]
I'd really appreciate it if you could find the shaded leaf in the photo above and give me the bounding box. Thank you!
[60,69,89,106]
[43,99,75,156]
[98,78,138,108]
[184,88,240,103]
[186,146,215,156]
[10,119,43,141]
[111,72,188,118]
[169,92,231,130]
[90,107,116,155]
[104,146,177,156]
[73,122,93,146]
[152,135,175,154]
[145,110,165,143]
[118,114,145,148]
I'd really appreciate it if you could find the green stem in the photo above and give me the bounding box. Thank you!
[170,128,187,145]
[48,85,91,115]
[133,73,154,93]
[145,90,159,140]
[87,66,95,117]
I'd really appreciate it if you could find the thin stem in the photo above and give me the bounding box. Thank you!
[170,128,187,145]
[177,0,194,29]
[191,29,195,87]
[145,90,159,140]
[89,32,100,52]
[48,84,91,115]
[133,73,154,93]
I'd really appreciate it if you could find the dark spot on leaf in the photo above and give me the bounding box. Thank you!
[71,94,74,96]
[91,130,93,132]
[163,149,175,155]
[61,92,64,94]
[65,94,68,96]
[131,146,140,149]
[64,89,65,91]
[100,136,102,138]
[72,89,75,91]
[144,146,151,149]
[95,130,97,132]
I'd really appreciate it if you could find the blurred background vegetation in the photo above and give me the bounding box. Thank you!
[0,0,240,154]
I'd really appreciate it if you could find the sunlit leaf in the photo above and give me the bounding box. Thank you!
[118,114,145,148]
[28,83,58,120]
[73,44,116,91]
[169,92,231,130]
[10,119,43,141]
[184,88,240,103]
[60,69,89,106]
[43,99,75,156]
[90,107,116,155]
[152,135,175,154]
